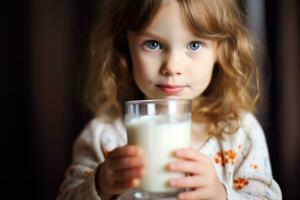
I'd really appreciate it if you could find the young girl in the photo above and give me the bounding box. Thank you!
[57,0,282,199]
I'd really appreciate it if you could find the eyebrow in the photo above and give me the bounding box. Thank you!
[133,30,213,46]
[138,31,166,41]
[139,30,207,41]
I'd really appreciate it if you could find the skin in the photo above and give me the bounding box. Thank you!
[97,145,145,200]
[98,1,226,199]
[127,1,216,100]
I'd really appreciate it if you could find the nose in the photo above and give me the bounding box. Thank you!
[160,52,183,76]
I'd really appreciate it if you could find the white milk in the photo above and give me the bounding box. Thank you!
[126,115,191,193]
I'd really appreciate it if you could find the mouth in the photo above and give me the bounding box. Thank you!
[156,84,186,94]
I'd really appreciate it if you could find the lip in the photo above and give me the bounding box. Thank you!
[156,84,186,94]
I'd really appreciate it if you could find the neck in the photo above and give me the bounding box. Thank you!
[191,121,209,149]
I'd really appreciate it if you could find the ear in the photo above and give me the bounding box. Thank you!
[120,56,128,69]
[118,47,132,71]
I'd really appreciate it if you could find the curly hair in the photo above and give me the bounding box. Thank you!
[84,0,260,136]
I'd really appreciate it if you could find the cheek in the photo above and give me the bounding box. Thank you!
[132,56,158,79]
[132,61,147,82]
[205,68,215,85]
[190,61,215,88]
[204,64,215,83]
[132,59,151,90]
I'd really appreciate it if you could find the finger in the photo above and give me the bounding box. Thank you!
[114,178,141,191]
[168,160,203,174]
[177,189,209,200]
[114,167,145,181]
[109,156,145,170]
[109,145,142,159]
[174,148,210,163]
[169,176,204,188]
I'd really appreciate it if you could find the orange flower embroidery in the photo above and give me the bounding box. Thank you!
[224,150,236,164]
[84,170,94,177]
[250,163,258,170]
[65,165,76,176]
[234,178,249,190]
[214,152,225,166]
[104,151,110,159]
[101,145,112,160]
[214,150,237,166]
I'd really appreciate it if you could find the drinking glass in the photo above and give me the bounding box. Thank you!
[125,99,191,199]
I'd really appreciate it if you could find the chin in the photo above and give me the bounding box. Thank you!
[161,96,189,100]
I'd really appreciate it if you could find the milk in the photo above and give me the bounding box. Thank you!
[126,115,191,193]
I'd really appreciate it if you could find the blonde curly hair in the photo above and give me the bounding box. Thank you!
[85,0,260,136]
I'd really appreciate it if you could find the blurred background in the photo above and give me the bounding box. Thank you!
[1,0,299,199]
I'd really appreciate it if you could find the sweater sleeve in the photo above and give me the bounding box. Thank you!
[221,113,282,200]
[56,119,127,200]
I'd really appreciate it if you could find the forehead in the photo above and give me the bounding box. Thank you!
[132,0,219,39]
[121,0,232,44]
[143,1,190,32]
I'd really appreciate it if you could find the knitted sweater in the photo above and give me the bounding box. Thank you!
[57,112,282,200]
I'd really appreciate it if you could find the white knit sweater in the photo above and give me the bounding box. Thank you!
[57,112,282,200]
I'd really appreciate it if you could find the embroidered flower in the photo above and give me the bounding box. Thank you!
[214,150,237,166]
[66,165,76,176]
[103,150,110,159]
[101,146,112,160]
[214,152,225,166]
[233,177,249,190]
[224,150,237,164]
[84,170,94,177]
[250,163,258,170]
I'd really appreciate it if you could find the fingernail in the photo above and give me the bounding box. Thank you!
[168,163,175,170]
[175,150,182,156]
[133,178,140,187]
[178,193,185,199]
[169,180,176,187]
[137,148,144,156]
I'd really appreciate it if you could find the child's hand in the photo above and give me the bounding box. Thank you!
[96,145,145,200]
[168,148,226,200]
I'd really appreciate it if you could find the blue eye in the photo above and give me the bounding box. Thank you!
[188,41,203,51]
[143,40,162,50]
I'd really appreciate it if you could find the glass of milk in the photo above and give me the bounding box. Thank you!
[125,99,191,199]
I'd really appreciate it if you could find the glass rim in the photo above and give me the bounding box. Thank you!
[125,99,191,105]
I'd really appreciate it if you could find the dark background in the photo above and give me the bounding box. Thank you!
[2,0,299,199]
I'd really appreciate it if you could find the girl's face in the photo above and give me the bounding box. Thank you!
[127,0,217,100]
